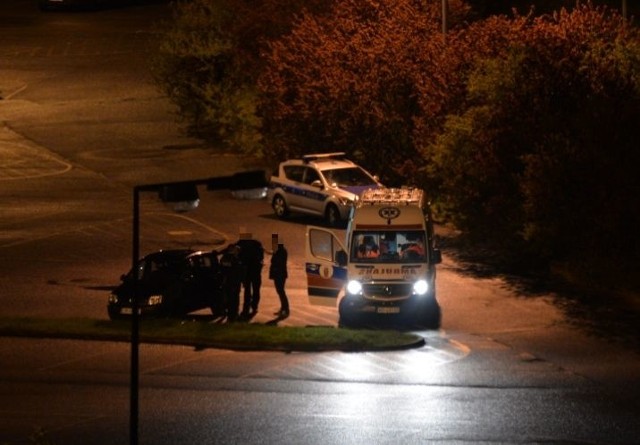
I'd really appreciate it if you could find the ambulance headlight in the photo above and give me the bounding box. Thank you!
[413,280,429,296]
[346,280,363,295]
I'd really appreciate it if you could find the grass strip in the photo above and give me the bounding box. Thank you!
[0,317,424,351]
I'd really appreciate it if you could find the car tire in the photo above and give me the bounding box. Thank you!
[415,294,441,330]
[108,306,122,320]
[272,194,289,219]
[159,285,185,317]
[338,297,359,328]
[325,203,341,227]
[209,293,225,317]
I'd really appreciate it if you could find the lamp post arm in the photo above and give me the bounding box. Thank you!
[129,168,268,445]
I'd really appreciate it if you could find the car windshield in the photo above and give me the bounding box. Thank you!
[321,166,375,187]
[351,230,426,263]
[127,256,185,281]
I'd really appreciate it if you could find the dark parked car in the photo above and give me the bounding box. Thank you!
[107,249,223,319]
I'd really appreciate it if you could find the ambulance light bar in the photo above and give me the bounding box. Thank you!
[358,187,423,206]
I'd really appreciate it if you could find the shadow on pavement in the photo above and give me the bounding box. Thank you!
[438,231,640,351]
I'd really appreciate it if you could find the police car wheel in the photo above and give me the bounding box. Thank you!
[272,195,289,218]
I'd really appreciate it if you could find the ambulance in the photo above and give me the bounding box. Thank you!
[305,187,442,328]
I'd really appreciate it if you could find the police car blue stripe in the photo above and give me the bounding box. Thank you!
[279,183,327,202]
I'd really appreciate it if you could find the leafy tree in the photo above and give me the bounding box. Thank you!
[465,0,639,17]
[426,4,640,273]
[258,0,471,182]
[153,0,639,289]
[519,7,640,263]
[151,0,332,155]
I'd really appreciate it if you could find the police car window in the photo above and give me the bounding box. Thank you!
[303,167,320,185]
[284,166,305,182]
[323,167,373,186]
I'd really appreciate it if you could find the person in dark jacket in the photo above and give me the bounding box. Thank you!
[236,232,264,317]
[269,243,289,317]
[219,244,244,322]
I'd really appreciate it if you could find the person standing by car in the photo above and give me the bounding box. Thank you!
[269,243,289,317]
[219,244,243,322]
[236,231,264,318]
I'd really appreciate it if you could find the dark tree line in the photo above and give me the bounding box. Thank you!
[153,1,640,294]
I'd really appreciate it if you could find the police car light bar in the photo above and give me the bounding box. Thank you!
[302,152,347,163]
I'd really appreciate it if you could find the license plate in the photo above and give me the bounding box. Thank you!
[122,308,143,315]
[377,306,400,314]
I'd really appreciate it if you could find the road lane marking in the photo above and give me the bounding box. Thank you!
[236,335,470,382]
[0,141,72,180]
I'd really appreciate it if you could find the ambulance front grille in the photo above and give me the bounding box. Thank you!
[362,283,412,300]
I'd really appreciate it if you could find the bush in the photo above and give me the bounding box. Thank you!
[151,0,332,155]
[153,0,639,293]
[426,4,640,279]
[258,0,471,183]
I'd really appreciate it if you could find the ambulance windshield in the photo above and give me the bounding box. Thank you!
[351,231,426,263]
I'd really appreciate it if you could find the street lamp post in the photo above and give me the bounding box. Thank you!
[442,0,448,42]
[130,186,140,445]
[129,170,268,445]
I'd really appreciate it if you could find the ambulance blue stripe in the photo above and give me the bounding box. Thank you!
[306,264,348,280]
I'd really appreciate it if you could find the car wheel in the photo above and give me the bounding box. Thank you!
[338,297,358,328]
[415,294,441,330]
[160,286,185,318]
[325,204,341,227]
[209,293,225,317]
[272,194,289,219]
[108,306,122,320]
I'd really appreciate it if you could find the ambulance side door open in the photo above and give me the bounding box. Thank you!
[305,226,348,307]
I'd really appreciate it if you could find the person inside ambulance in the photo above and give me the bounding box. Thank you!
[355,235,379,259]
[401,235,425,261]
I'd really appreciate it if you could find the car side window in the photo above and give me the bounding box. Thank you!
[188,257,200,269]
[145,259,168,281]
[284,165,305,183]
[149,259,163,273]
[303,167,320,185]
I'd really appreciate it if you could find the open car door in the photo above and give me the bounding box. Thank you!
[305,226,347,307]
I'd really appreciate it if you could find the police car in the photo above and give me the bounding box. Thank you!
[267,153,382,226]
